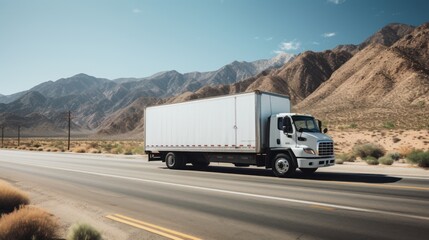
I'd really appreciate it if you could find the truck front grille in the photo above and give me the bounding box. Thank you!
[318,142,334,156]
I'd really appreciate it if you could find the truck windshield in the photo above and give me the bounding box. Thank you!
[291,116,320,133]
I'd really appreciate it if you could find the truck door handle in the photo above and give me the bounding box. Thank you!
[277,139,280,144]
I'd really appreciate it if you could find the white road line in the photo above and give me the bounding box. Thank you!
[2,160,429,221]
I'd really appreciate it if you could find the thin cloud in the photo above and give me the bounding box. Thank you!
[327,0,345,4]
[265,37,273,41]
[254,36,260,40]
[323,32,336,38]
[132,8,142,14]
[280,40,301,51]
[312,41,320,45]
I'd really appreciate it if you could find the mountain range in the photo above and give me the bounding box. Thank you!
[0,22,428,137]
[0,53,293,136]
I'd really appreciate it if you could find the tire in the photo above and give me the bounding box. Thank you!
[300,168,318,174]
[272,154,296,178]
[165,152,185,169]
[192,160,210,169]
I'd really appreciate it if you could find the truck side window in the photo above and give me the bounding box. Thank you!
[277,118,283,130]
[284,117,293,133]
[278,117,293,133]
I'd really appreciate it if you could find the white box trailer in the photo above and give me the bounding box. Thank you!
[145,91,335,177]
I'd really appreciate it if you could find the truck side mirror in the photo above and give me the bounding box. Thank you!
[318,119,322,133]
[323,128,328,133]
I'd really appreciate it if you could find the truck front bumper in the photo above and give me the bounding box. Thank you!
[297,157,335,168]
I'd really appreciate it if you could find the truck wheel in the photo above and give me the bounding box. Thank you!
[165,152,185,169]
[272,154,296,177]
[300,168,318,174]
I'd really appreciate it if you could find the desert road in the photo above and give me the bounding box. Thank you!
[1,150,428,240]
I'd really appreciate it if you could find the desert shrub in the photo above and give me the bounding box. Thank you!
[74,147,87,153]
[132,146,145,155]
[335,158,344,164]
[398,145,413,158]
[67,222,102,240]
[383,121,395,129]
[88,148,101,154]
[352,143,386,159]
[110,146,123,154]
[379,155,394,165]
[89,142,99,149]
[364,156,379,165]
[124,147,133,155]
[0,181,30,215]
[387,152,401,161]
[407,149,429,168]
[0,206,59,240]
[349,123,358,128]
[337,153,356,162]
[392,137,401,143]
[101,143,113,152]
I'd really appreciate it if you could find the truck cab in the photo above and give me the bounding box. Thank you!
[268,113,335,176]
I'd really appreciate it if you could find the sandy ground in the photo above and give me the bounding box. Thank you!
[330,129,429,153]
[6,178,163,240]
[11,181,130,240]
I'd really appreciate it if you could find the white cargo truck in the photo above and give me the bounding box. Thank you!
[145,91,334,177]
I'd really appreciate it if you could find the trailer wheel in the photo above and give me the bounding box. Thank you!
[272,154,296,178]
[300,168,318,174]
[165,152,185,169]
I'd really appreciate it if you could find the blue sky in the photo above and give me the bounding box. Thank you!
[0,0,428,95]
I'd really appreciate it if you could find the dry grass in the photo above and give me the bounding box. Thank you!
[1,138,145,156]
[0,180,30,215]
[398,145,414,158]
[0,206,59,240]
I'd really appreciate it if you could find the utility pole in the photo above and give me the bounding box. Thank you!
[1,126,3,147]
[17,125,20,146]
[68,111,71,151]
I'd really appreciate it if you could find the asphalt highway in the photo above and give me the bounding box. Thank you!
[1,150,428,240]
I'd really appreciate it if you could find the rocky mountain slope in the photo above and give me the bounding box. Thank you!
[297,22,429,129]
[166,49,352,105]
[333,23,415,55]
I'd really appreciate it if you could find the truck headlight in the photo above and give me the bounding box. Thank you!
[303,148,316,155]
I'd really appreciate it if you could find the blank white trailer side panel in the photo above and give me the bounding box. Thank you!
[145,91,291,154]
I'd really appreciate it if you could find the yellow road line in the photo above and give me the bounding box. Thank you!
[310,204,336,211]
[106,214,202,240]
[106,215,184,240]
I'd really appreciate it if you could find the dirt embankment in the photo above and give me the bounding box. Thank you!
[331,129,429,154]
